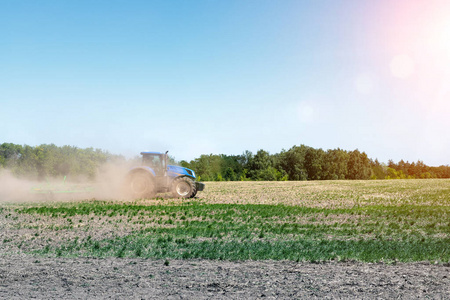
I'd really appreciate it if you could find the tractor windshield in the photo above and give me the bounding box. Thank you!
[143,154,164,174]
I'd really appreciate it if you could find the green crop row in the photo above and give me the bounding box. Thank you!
[37,234,449,263]
[16,200,449,220]
[10,201,449,262]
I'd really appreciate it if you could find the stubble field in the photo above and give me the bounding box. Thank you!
[0,179,449,299]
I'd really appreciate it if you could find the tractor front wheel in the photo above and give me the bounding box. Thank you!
[171,177,196,198]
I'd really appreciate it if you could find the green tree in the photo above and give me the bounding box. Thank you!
[0,143,23,169]
[256,166,281,181]
[223,167,236,181]
[304,148,325,180]
[347,150,371,180]
[247,149,272,180]
[188,154,222,181]
[370,159,386,180]
[277,145,309,180]
[324,148,349,180]
[220,155,244,181]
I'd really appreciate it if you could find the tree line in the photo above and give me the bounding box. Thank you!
[180,145,450,181]
[0,143,122,180]
[1,142,449,181]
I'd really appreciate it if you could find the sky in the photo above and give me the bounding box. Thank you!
[1,0,449,165]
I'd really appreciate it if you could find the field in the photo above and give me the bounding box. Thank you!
[1,179,449,298]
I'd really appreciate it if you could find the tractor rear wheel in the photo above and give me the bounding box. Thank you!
[171,177,196,198]
[128,173,156,199]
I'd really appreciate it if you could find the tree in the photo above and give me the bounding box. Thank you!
[223,167,236,181]
[247,149,272,180]
[256,166,282,181]
[304,148,325,180]
[0,143,22,169]
[220,155,244,181]
[370,159,387,180]
[277,145,309,180]
[325,148,349,180]
[187,154,222,181]
[347,150,371,180]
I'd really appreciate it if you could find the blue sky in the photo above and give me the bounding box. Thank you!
[1,0,449,165]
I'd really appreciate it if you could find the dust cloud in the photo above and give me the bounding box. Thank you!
[91,161,135,199]
[0,170,37,202]
[0,161,136,203]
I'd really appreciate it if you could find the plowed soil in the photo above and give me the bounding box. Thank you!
[0,255,448,299]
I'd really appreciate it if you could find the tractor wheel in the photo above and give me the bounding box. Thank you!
[171,177,196,198]
[128,173,156,199]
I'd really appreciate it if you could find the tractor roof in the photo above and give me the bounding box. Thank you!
[140,151,163,155]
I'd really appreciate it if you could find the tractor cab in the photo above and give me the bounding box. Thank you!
[141,151,166,176]
[126,151,204,199]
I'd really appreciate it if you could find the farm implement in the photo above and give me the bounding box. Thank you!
[30,176,95,199]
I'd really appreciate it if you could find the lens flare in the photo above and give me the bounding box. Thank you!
[390,54,415,79]
[427,18,450,58]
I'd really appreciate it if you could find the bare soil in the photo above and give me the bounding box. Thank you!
[0,255,448,299]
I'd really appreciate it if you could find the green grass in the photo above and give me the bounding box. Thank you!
[2,179,449,262]
[10,201,450,262]
[43,235,449,262]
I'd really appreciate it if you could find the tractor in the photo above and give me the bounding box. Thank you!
[125,151,204,198]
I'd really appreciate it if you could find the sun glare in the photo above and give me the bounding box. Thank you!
[442,20,450,47]
[390,54,415,79]
[426,18,450,59]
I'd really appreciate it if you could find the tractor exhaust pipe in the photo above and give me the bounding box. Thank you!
[164,151,169,177]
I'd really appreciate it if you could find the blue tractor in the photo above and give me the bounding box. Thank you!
[126,151,204,198]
